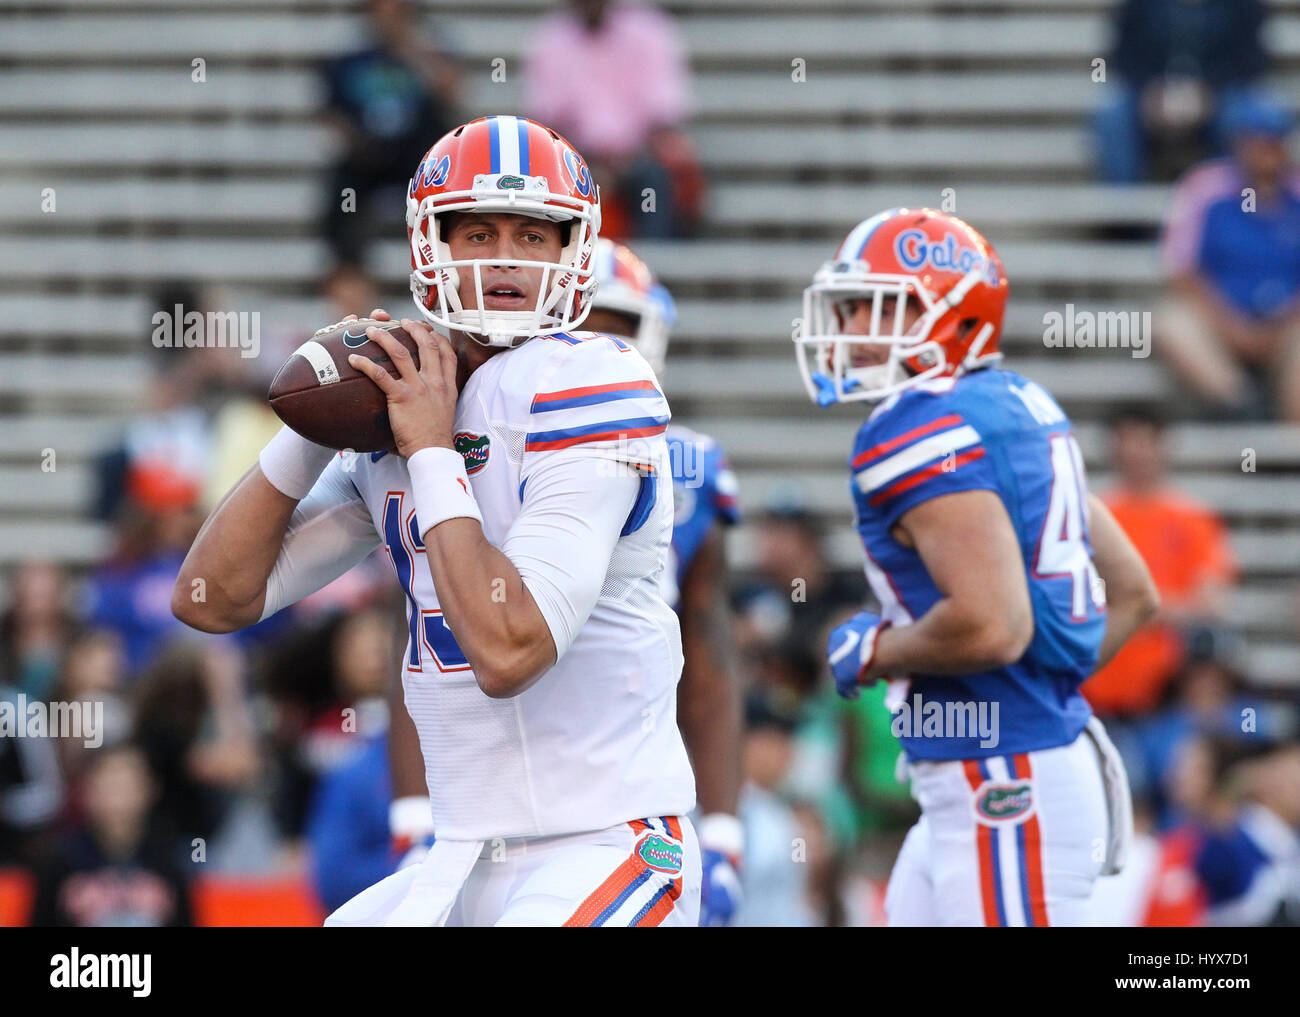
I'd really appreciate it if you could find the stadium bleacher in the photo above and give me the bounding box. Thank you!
[2,0,1298,685]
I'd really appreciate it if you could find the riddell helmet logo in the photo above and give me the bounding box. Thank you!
[453,432,490,475]
[636,833,683,876]
[973,780,1034,825]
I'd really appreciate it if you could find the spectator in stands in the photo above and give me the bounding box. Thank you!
[83,495,203,678]
[0,561,77,701]
[132,641,259,848]
[1136,626,1293,820]
[523,0,704,239]
[1094,0,1269,183]
[834,672,916,843]
[52,630,132,794]
[266,608,394,846]
[735,692,815,926]
[1192,740,1300,926]
[1156,98,1300,420]
[31,742,193,927]
[320,0,461,264]
[306,730,393,913]
[1083,408,1236,734]
[733,505,865,677]
[323,261,383,324]
[93,283,213,524]
[0,680,63,868]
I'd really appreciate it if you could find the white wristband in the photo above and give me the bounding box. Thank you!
[698,813,745,860]
[389,796,436,840]
[407,446,483,538]
[258,425,337,501]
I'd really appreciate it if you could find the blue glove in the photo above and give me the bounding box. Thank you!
[827,611,891,699]
[697,813,744,927]
[699,849,742,926]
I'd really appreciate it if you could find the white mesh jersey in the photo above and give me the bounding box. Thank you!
[278,331,695,841]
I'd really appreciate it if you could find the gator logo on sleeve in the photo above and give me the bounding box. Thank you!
[636,833,683,876]
[973,780,1034,825]
[453,432,490,475]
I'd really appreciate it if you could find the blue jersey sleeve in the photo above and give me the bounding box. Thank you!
[850,388,1000,529]
[702,440,740,527]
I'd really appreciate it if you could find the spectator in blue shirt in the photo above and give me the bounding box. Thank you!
[1156,97,1300,420]
[306,732,394,914]
[1195,742,1300,926]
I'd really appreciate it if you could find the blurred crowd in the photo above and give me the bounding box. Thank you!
[1095,0,1300,423]
[2,0,1300,927]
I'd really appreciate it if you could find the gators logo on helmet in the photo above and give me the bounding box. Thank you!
[795,207,1009,406]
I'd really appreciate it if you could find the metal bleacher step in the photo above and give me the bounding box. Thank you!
[0,177,1173,233]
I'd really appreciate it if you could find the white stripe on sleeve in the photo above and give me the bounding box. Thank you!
[855,424,982,493]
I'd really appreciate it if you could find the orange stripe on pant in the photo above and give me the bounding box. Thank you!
[563,820,651,927]
[963,760,1000,927]
[1011,754,1050,927]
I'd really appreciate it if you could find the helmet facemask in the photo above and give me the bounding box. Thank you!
[796,261,997,406]
[407,174,600,348]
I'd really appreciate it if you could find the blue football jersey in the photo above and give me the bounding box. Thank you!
[850,368,1105,761]
[665,424,740,606]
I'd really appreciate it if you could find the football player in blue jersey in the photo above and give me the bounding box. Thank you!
[794,208,1159,926]
[585,239,745,926]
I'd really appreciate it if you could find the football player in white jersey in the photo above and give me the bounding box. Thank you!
[173,115,700,926]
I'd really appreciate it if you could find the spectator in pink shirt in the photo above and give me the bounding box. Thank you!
[523,0,704,239]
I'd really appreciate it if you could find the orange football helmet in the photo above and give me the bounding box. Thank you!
[406,115,602,347]
[795,207,1008,405]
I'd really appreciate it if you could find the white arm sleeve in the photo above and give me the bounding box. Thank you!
[259,458,382,620]
[501,451,641,661]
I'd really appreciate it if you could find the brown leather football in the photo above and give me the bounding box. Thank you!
[268,318,421,453]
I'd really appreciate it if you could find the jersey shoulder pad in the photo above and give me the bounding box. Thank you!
[512,332,670,464]
[851,382,991,517]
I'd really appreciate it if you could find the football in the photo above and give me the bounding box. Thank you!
[267,318,421,453]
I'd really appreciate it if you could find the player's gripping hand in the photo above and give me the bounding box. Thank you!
[347,318,460,459]
[827,611,892,699]
[698,813,744,927]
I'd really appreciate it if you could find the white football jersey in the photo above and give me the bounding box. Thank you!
[295,332,696,840]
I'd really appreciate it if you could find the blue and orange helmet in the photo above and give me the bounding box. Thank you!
[796,208,1008,406]
[406,115,602,347]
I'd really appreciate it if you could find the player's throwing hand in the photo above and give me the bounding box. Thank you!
[348,318,460,459]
